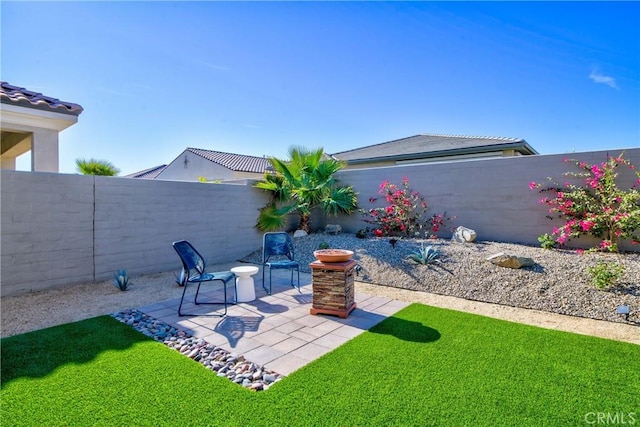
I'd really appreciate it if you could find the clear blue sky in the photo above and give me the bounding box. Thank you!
[2,1,638,175]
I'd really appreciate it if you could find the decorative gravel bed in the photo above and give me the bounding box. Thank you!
[240,233,640,324]
[111,309,284,391]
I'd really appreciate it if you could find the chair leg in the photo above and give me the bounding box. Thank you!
[232,279,238,304]
[178,281,190,316]
[180,279,229,317]
[262,266,269,294]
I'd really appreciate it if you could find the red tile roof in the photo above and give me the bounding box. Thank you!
[0,81,83,116]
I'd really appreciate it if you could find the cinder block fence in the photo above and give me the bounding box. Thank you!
[2,148,638,297]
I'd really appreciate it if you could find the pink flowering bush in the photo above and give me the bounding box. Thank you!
[426,212,457,238]
[361,177,455,238]
[530,152,640,252]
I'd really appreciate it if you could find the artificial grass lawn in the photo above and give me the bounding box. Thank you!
[2,304,638,426]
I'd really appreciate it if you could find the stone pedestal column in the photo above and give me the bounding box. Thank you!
[310,259,357,319]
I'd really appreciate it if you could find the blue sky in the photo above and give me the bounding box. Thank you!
[2,1,638,175]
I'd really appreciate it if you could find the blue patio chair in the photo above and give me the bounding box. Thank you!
[172,240,236,317]
[262,232,301,295]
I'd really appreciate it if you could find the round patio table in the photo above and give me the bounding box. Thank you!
[231,266,259,302]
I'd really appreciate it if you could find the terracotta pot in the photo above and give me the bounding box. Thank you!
[313,249,354,263]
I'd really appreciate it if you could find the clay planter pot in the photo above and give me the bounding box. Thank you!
[313,249,354,263]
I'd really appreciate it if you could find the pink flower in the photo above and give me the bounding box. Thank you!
[599,240,612,250]
[575,249,584,255]
[373,229,383,237]
[580,220,595,232]
[528,182,537,190]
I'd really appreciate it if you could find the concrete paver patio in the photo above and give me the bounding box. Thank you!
[137,270,410,376]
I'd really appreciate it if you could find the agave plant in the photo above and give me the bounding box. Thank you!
[407,243,441,265]
[113,269,132,291]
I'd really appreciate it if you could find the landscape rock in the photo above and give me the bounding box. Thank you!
[486,252,535,269]
[451,226,477,243]
[111,309,284,392]
[293,230,308,238]
[325,224,342,235]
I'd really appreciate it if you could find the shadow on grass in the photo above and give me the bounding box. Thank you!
[368,315,441,343]
[0,316,149,387]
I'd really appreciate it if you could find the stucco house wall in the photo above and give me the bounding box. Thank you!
[155,151,235,181]
[1,82,83,172]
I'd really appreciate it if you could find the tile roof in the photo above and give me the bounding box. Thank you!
[0,81,83,116]
[186,148,271,173]
[330,133,537,163]
[125,165,167,179]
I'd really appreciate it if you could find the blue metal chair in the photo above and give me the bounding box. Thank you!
[172,240,236,317]
[262,232,301,295]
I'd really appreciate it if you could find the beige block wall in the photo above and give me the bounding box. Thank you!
[2,148,638,296]
[1,171,270,297]
[335,148,639,249]
[1,171,95,295]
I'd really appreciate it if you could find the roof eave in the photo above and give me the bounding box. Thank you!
[344,141,538,164]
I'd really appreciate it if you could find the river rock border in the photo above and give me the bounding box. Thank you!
[111,309,284,391]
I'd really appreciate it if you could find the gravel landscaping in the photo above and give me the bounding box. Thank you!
[241,233,640,324]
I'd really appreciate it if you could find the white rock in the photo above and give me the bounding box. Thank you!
[293,230,308,238]
[451,226,477,243]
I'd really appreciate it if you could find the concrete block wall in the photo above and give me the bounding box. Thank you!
[2,148,638,297]
[335,148,640,249]
[93,177,269,280]
[1,171,270,297]
[1,171,95,295]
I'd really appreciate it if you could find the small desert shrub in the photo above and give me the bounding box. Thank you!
[587,261,625,289]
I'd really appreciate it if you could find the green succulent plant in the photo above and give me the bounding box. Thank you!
[407,243,441,265]
[113,269,132,291]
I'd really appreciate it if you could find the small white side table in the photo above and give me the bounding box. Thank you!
[230,266,259,302]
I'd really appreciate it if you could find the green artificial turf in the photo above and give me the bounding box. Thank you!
[2,304,638,426]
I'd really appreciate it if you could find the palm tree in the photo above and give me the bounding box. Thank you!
[75,158,120,176]
[254,146,358,232]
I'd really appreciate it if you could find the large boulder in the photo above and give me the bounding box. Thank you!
[486,252,535,269]
[451,226,477,243]
[293,230,308,238]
